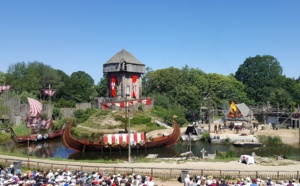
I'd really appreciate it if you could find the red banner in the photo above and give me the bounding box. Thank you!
[110,75,116,97]
[132,75,138,98]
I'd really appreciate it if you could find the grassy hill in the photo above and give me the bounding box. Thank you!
[70,109,166,139]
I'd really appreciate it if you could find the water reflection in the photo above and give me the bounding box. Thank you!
[3,138,299,160]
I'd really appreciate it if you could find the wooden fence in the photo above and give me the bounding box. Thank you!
[0,157,299,181]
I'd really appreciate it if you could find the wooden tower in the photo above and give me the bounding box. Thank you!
[103,49,145,99]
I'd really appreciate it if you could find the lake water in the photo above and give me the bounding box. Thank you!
[2,138,300,161]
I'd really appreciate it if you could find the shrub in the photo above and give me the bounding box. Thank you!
[52,107,61,119]
[130,116,151,125]
[257,135,282,145]
[216,150,236,159]
[73,108,97,124]
[201,132,210,141]
[95,110,109,117]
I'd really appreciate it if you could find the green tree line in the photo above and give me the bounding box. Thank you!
[0,55,299,113]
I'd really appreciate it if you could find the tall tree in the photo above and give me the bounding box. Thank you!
[96,75,108,97]
[5,61,59,96]
[235,55,283,105]
[206,73,250,109]
[64,71,95,102]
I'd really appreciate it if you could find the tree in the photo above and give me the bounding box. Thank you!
[96,75,108,97]
[206,73,250,109]
[5,61,60,96]
[64,71,95,102]
[0,71,5,84]
[142,67,154,97]
[235,55,283,104]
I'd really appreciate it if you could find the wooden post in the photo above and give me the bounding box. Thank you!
[201,148,206,160]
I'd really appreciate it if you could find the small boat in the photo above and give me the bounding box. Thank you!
[4,127,62,143]
[233,141,263,147]
[62,115,181,152]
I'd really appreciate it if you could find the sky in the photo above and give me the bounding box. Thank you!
[0,1,299,84]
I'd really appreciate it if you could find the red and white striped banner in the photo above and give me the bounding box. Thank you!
[0,85,11,92]
[103,132,145,145]
[27,97,42,117]
[101,99,152,110]
[43,89,57,96]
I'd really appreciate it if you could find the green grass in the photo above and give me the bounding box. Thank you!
[257,135,283,145]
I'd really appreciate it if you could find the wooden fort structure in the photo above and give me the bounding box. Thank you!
[94,49,153,110]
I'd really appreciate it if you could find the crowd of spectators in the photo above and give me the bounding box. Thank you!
[183,174,300,186]
[2,163,300,186]
[0,164,156,186]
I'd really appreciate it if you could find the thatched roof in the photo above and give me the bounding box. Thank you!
[104,49,143,65]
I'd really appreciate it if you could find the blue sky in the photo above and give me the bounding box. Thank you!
[0,1,299,84]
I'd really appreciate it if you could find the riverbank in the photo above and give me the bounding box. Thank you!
[148,123,300,146]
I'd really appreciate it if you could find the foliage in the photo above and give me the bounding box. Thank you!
[0,101,10,119]
[5,61,60,96]
[146,65,251,114]
[114,115,126,122]
[201,132,210,141]
[130,116,151,125]
[52,107,61,120]
[151,105,187,127]
[206,73,251,108]
[235,55,283,105]
[0,122,11,141]
[54,98,76,108]
[224,137,231,144]
[40,113,48,119]
[256,135,283,145]
[216,150,236,159]
[12,123,31,136]
[95,110,109,117]
[96,75,108,97]
[52,119,67,131]
[73,108,97,124]
[63,71,95,103]
[150,93,172,109]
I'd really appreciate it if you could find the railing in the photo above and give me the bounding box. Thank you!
[0,157,299,181]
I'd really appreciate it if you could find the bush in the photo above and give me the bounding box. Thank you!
[257,135,282,145]
[130,116,151,125]
[55,98,76,108]
[201,132,210,141]
[95,110,109,117]
[151,105,187,127]
[52,107,61,119]
[73,108,97,124]
[216,150,236,159]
